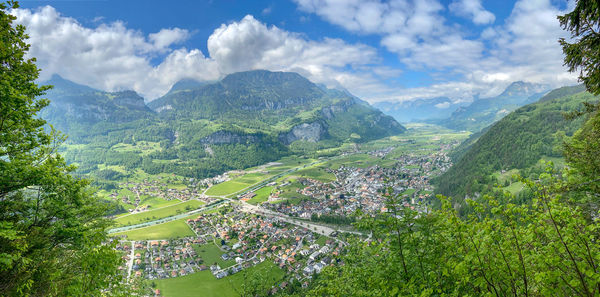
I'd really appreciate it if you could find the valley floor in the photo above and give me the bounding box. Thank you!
[105,124,469,296]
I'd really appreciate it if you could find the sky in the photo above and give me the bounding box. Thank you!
[12,0,577,104]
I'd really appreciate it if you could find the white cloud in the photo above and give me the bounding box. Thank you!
[434,102,451,109]
[294,0,578,104]
[11,1,579,106]
[261,6,272,15]
[449,0,495,25]
[149,28,190,51]
[12,7,385,100]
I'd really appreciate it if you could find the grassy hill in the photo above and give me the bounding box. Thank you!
[435,86,598,200]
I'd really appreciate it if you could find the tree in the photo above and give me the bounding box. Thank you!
[559,0,600,213]
[0,2,127,296]
[558,0,600,95]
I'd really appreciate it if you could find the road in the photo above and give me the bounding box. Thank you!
[239,201,363,239]
[126,240,135,280]
[108,156,364,240]
[108,200,229,234]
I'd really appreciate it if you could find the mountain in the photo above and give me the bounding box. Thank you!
[435,85,598,200]
[41,70,405,182]
[374,97,467,123]
[40,75,157,141]
[436,81,549,132]
[149,70,405,144]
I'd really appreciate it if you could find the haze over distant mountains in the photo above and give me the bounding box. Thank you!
[376,81,551,132]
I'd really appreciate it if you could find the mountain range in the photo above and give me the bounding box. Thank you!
[373,97,467,123]
[376,81,550,132]
[435,84,597,201]
[41,70,405,182]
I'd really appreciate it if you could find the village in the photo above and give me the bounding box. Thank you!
[263,150,452,220]
[111,139,460,296]
[106,173,229,213]
[116,206,345,290]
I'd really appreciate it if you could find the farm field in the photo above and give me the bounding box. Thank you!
[114,200,205,227]
[192,243,236,267]
[246,186,273,205]
[292,166,336,182]
[205,157,317,197]
[155,261,284,297]
[113,218,195,240]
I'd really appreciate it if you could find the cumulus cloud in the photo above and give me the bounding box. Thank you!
[294,0,578,103]
[11,1,579,106]
[434,102,451,109]
[449,0,495,25]
[12,6,384,100]
[149,28,190,51]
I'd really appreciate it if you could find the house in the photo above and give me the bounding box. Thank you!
[314,262,325,273]
[309,251,320,261]
[215,271,228,279]
[303,265,315,275]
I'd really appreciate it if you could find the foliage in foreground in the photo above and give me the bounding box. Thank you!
[284,164,599,296]
[0,2,132,296]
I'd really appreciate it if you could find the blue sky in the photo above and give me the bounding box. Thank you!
[14,0,576,104]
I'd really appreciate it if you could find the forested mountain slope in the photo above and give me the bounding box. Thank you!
[435,87,597,199]
[436,81,548,132]
[41,70,405,182]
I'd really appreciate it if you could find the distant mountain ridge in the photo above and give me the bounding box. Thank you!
[375,81,550,131]
[435,85,598,199]
[374,97,467,123]
[40,70,405,180]
[435,81,549,132]
[41,75,154,129]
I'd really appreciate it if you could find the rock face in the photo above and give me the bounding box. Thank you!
[372,113,403,129]
[51,101,110,121]
[320,99,354,119]
[112,91,147,110]
[240,97,312,111]
[279,122,327,145]
[199,131,260,144]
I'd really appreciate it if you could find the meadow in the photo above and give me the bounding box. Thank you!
[113,218,195,240]
[155,261,284,297]
[114,200,205,227]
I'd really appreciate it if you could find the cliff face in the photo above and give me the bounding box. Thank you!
[200,131,260,144]
[321,99,354,119]
[279,122,327,145]
[112,91,147,110]
[240,97,313,111]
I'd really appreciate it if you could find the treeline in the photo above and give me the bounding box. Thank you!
[278,107,600,296]
[435,90,596,200]
[310,213,355,225]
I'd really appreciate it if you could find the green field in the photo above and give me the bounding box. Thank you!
[205,180,254,196]
[138,195,180,209]
[155,261,284,297]
[315,235,328,246]
[193,243,236,267]
[205,173,268,196]
[113,218,195,240]
[111,141,161,156]
[114,200,205,227]
[325,154,381,170]
[205,156,316,197]
[293,166,336,182]
[402,189,416,196]
[246,186,273,205]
